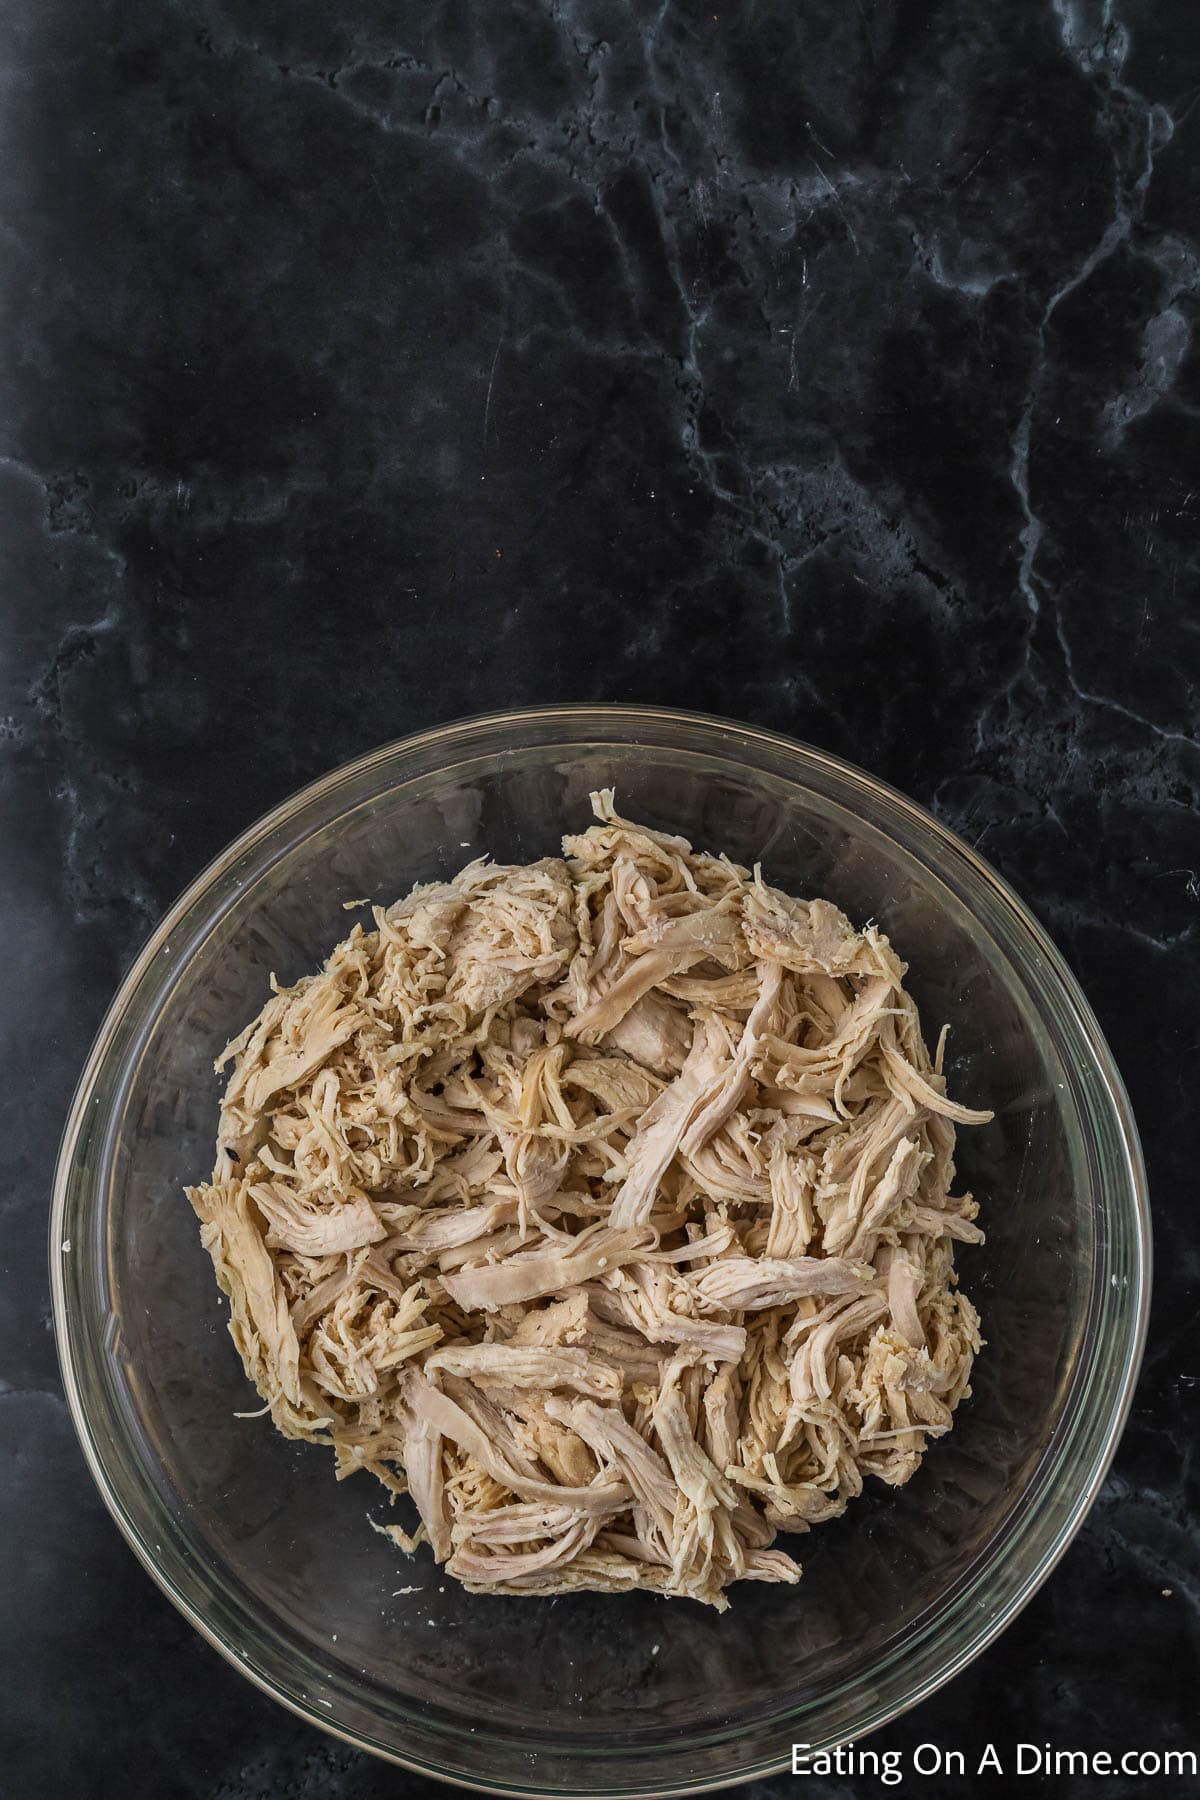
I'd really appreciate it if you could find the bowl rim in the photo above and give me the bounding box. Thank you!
[50,703,1152,1797]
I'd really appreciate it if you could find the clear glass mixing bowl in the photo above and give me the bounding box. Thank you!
[51,707,1150,1796]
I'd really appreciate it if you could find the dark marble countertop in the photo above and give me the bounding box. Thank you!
[2,1,1198,1796]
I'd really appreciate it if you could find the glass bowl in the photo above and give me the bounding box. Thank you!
[51,706,1150,1796]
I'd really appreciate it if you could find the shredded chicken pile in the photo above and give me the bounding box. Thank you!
[188,792,989,1610]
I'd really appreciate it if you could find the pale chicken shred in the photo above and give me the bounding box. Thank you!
[188,792,989,1610]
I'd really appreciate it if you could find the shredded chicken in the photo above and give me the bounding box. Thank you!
[188,791,989,1610]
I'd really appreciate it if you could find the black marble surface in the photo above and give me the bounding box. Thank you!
[2,1,1198,1795]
